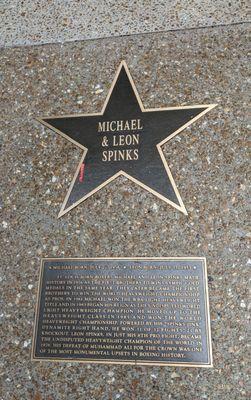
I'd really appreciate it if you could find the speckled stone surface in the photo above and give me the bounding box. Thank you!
[1,0,249,47]
[1,23,249,399]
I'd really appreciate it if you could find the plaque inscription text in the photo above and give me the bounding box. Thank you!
[32,258,212,367]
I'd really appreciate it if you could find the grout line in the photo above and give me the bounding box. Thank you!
[1,20,250,50]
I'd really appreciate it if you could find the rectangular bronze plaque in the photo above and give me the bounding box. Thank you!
[32,258,213,367]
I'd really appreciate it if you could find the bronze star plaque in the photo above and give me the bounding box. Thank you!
[37,61,216,217]
[32,258,213,367]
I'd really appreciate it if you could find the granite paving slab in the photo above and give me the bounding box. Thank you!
[0,23,249,399]
[0,0,249,47]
